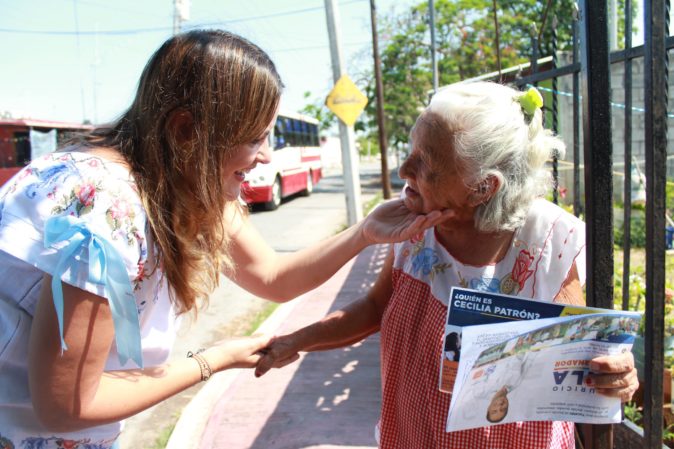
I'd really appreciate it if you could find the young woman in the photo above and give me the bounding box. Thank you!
[0,30,450,448]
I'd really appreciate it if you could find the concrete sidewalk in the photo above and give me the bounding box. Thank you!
[167,244,389,449]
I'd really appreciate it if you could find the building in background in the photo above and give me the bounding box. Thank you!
[0,119,93,186]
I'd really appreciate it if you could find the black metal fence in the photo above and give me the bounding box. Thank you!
[475,1,671,447]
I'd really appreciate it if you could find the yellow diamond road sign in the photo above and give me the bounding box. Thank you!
[325,75,368,127]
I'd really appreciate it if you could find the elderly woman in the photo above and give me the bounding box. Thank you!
[256,82,638,449]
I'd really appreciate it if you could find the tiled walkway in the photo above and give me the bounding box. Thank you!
[173,244,389,449]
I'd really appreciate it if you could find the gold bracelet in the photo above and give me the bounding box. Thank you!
[187,349,212,382]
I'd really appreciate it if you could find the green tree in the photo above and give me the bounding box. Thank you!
[360,0,635,148]
[299,91,337,133]
[357,134,381,158]
[616,0,639,49]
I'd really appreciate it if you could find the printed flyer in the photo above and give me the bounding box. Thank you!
[439,287,606,394]
[440,288,641,432]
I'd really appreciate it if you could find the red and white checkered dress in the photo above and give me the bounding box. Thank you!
[378,199,586,449]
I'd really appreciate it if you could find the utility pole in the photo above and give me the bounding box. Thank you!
[324,0,363,225]
[174,0,190,35]
[91,24,101,124]
[429,0,438,93]
[369,0,391,199]
[72,0,88,123]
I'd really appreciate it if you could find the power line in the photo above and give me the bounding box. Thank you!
[75,0,171,21]
[531,84,674,119]
[268,41,370,53]
[0,0,367,36]
[0,25,169,36]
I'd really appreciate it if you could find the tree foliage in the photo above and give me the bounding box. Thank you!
[299,91,336,133]
[616,0,639,49]
[359,0,644,148]
[301,0,638,151]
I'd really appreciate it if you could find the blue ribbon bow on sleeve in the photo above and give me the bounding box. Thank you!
[44,215,143,368]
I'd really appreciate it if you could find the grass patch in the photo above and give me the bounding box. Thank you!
[146,419,177,449]
[363,192,384,216]
[245,302,280,335]
[334,223,348,234]
[332,192,384,236]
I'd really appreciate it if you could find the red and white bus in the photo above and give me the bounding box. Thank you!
[241,111,322,210]
[0,118,93,187]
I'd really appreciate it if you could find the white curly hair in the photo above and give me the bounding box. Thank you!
[426,81,565,232]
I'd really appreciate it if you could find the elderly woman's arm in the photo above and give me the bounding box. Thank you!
[554,262,640,403]
[254,249,395,377]
[554,262,584,306]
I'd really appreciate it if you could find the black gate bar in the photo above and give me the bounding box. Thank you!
[580,1,614,448]
[642,0,668,446]
[622,0,633,313]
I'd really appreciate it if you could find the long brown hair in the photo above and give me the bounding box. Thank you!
[84,30,283,313]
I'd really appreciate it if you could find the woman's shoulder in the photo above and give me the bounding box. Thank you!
[3,149,139,207]
[523,199,585,235]
[0,149,152,312]
[0,149,147,254]
[510,199,587,297]
[518,199,586,258]
[4,148,134,191]
[514,199,586,262]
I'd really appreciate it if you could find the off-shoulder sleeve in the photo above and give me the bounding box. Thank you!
[519,199,586,300]
[0,154,148,366]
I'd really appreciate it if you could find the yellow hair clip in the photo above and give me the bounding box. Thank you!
[518,87,544,120]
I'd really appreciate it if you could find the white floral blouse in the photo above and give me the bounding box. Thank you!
[0,151,179,449]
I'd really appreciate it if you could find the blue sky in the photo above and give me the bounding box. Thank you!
[0,0,416,125]
[1,1,657,126]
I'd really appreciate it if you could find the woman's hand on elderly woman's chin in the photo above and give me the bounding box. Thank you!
[361,199,455,244]
[586,351,639,402]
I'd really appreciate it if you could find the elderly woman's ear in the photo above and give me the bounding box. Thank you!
[468,175,500,207]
